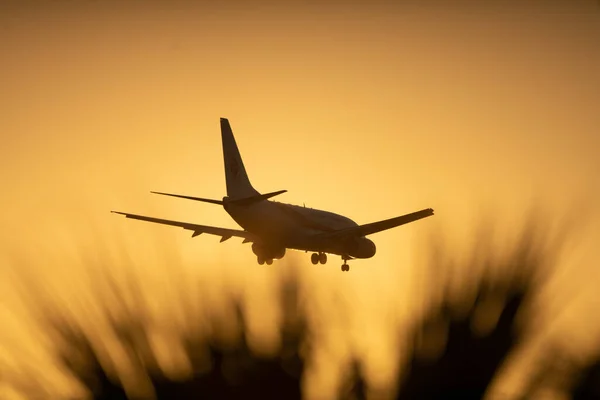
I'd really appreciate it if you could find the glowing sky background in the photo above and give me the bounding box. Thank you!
[1,1,599,399]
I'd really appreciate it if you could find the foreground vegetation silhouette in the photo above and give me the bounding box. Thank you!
[26,267,309,400]
[12,215,599,399]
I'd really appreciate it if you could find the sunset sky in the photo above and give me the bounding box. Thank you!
[1,1,599,399]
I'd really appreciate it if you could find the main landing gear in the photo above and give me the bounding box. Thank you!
[311,252,327,265]
[310,252,350,271]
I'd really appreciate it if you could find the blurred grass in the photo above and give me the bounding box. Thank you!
[1,206,598,399]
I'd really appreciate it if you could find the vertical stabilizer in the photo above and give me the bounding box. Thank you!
[220,118,259,199]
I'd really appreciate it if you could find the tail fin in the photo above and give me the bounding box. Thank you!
[220,118,259,199]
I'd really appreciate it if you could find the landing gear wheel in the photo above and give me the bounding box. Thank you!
[311,253,319,265]
[341,255,350,271]
[319,253,327,264]
[266,259,273,265]
[257,256,265,265]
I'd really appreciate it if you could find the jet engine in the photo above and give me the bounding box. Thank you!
[344,236,376,259]
[252,243,286,260]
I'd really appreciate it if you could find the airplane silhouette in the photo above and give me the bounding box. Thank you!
[112,118,434,271]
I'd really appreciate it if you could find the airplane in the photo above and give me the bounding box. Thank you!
[112,118,434,272]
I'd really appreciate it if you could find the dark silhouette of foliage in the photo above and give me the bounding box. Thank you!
[340,359,368,400]
[394,279,529,400]
[571,359,600,400]
[9,213,597,400]
[346,213,577,400]
[29,267,309,400]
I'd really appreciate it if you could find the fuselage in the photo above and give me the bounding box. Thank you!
[223,199,376,259]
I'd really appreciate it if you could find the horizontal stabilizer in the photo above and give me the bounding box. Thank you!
[150,191,223,205]
[228,190,287,206]
[150,190,286,207]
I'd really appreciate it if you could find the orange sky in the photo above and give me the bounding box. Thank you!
[1,1,599,399]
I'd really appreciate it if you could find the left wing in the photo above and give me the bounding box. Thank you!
[111,211,258,243]
[313,208,434,242]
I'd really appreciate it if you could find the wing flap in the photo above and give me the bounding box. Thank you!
[111,211,257,242]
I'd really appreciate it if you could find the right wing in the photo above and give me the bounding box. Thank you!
[313,208,434,242]
[111,211,258,243]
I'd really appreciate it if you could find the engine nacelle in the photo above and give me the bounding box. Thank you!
[345,237,376,259]
[252,243,286,260]
[271,247,286,259]
[251,243,262,256]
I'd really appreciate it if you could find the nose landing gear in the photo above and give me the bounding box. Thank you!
[341,255,350,272]
[341,263,349,272]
